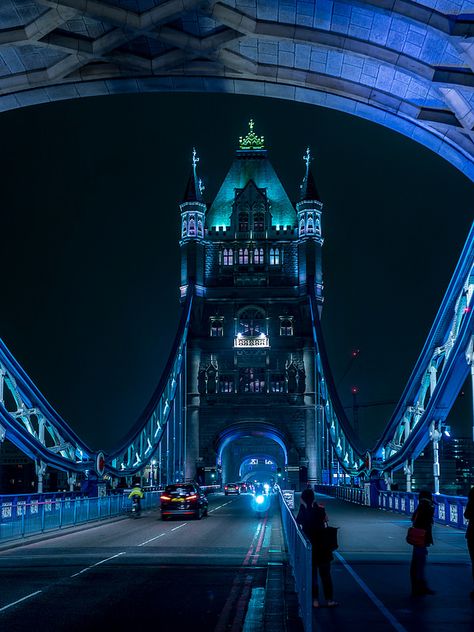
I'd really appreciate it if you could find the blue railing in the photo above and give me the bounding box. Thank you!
[277,489,312,632]
[0,491,161,544]
[315,484,468,530]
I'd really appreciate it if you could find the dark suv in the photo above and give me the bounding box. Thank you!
[160,482,208,520]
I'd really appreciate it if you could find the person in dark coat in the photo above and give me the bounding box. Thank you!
[296,488,338,608]
[410,489,435,596]
[464,487,474,599]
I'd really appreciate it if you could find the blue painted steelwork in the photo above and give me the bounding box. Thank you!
[310,223,474,478]
[0,491,161,544]
[0,288,193,481]
[278,488,312,632]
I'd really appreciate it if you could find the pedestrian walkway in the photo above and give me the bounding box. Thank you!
[289,493,473,631]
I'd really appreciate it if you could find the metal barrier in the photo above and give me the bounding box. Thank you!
[315,484,468,531]
[0,491,161,544]
[277,489,312,632]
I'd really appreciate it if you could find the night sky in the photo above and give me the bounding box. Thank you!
[1,93,472,453]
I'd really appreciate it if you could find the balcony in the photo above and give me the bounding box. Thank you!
[234,334,270,348]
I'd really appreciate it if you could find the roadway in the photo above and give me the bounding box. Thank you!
[1,491,473,632]
[0,492,285,632]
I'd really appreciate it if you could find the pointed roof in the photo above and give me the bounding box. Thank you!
[299,148,322,203]
[182,148,204,204]
[207,120,296,228]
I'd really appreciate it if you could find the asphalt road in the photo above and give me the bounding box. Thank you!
[0,492,279,632]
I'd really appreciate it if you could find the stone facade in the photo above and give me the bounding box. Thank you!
[180,128,324,489]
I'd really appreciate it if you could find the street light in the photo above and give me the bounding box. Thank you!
[151,459,157,485]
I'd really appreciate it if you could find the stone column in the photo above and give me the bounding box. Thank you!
[303,347,319,484]
[185,346,201,480]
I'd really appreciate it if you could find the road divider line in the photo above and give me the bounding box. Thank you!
[70,551,125,578]
[334,552,408,632]
[138,533,166,547]
[0,590,42,613]
[171,523,188,532]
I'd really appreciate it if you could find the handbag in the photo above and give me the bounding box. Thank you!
[406,526,426,547]
[321,525,339,552]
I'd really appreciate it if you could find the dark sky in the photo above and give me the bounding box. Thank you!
[0,93,472,452]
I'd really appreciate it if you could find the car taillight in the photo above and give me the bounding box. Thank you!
[187,494,198,501]
[160,495,171,501]
[225,486,228,490]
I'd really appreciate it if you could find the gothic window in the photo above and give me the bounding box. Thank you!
[188,216,196,236]
[239,248,249,264]
[271,374,286,393]
[269,247,280,265]
[219,375,233,393]
[223,248,233,266]
[219,250,222,266]
[280,318,293,336]
[239,368,265,393]
[239,212,249,232]
[307,215,314,234]
[210,319,223,337]
[182,219,187,238]
[238,307,265,336]
[253,247,264,265]
[254,213,264,232]
[315,218,321,234]
[197,218,203,237]
[299,218,305,237]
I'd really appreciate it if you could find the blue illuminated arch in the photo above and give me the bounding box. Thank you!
[216,422,289,466]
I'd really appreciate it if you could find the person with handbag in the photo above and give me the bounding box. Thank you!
[296,488,339,608]
[464,486,474,599]
[409,489,435,596]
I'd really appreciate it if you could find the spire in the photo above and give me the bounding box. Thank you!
[182,147,204,202]
[299,147,321,203]
[239,119,265,150]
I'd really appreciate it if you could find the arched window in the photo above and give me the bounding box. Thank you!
[228,249,233,265]
[280,318,293,336]
[315,218,321,234]
[223,249,228,266]
[299,218,305,236]
[254,213,264,232]
[210,320,223,337]
[197,218,203,237]
[223,248,234,266]
[270,248,280,265]
[243,248,249,264]
[307,215,314,234]
[238,307,265,336]
[238,248,244,264]
[253,248,264,265]
[239,368,265,393]
[219,375,233,393]
[188,216,196,236]
[239,213,249,232]
[182,219,187,237]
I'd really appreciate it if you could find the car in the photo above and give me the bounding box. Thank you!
[237,481,248,493]
[224,483,240,495]
[160,482,208,520]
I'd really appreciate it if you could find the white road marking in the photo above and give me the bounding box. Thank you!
[70,551,126,578]
[138,533,167,546]
[334,552,408,632]
[171,523,188,531]
[0,590,42,613]
[209,501,233,513]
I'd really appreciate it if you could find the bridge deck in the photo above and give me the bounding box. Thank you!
[307,493,473,631]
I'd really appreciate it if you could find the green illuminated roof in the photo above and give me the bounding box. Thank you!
[207,150,297,229]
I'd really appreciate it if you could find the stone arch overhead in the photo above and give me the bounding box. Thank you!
[2,1,474,181]
[215,421,294,465]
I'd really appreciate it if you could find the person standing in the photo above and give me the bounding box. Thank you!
[410,489,435,596]
[464,487,474,599]
[296,488,338,608]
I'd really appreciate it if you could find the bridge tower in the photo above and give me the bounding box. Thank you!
[180,122,324,489]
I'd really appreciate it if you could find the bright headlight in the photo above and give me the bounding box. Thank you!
[255,494,265,505]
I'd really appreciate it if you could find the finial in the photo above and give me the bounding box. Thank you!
[192,147,199,168]
[303,147,312,169]
[239,119,265,150]
[198,178,205,194]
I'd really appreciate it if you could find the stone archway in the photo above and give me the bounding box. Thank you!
[1,1,474,180]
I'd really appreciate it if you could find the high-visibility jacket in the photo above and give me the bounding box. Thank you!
[128,486,144,499]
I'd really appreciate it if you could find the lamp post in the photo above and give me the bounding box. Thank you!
[151,459,156,486]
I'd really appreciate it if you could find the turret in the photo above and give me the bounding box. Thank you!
[297,148,324,306]
[179,148,206,295]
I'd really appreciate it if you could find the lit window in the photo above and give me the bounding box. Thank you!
[307,215,314,234]
[270,247,280,265]
[271,374,286,393]
[197,218,203,237]
[299,218,305,236]
[239,213,249,232]
[253,248,264,265]
[223,248,234,266]
[182,219,187,237]
[219,376,233,393]
[239,368,265,393]
[239,248,249,264]
[238,308,265,336]
[238,248,244,264]
[188,216,196,236]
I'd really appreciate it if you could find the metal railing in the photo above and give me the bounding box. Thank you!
[0,491,161,544]
[315,484,469,530]
[277,489,312,632]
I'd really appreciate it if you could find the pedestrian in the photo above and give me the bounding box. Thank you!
[410,489,435,596]
[464,486,474,599]
[296,488,338,608]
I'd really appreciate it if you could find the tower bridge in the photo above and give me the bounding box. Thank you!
[0,120,472,498]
